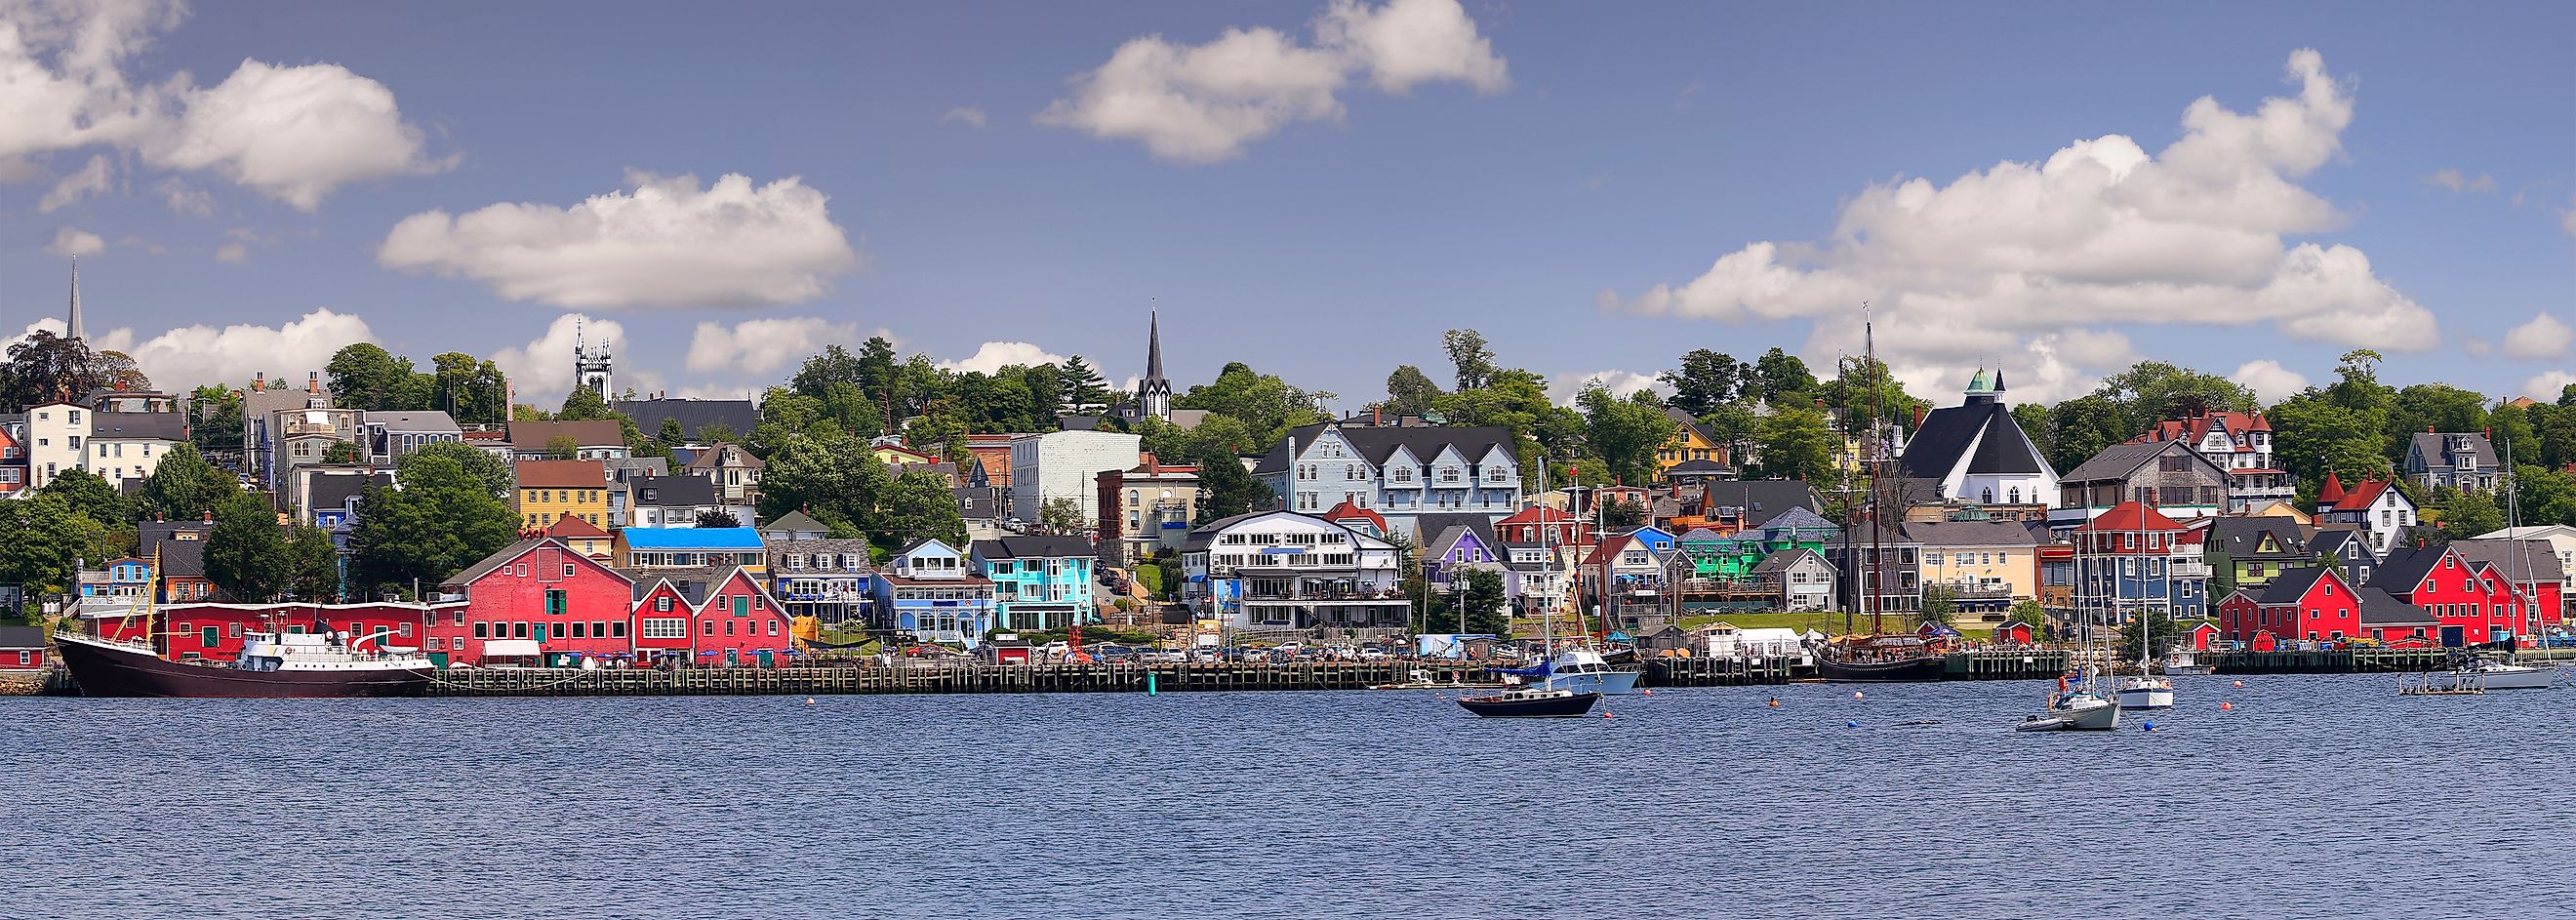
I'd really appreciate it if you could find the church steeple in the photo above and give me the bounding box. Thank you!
[1136,305,1171,421]
[65,255,85,342]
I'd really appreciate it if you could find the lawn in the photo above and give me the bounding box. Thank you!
[1675,611,1880,634]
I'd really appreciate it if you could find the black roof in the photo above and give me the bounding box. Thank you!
[2444,539,2566,583]
[1699,479,1824,529]
[613,398,760,442]
[0,625,42,649]
[1414,512,1500,552]
[1902,519,2039,547]
[1665,459,1730,475]
[1254,422,1517,475]
[2061,440,2225,484]
[2357,586,2435,625]
[2370,546,2451,595]
[308,472,392,514]
[629,474,717,508]
[972,536,1094,559]
[92,411,186,442]
[953,486,1002,521]
[1900,394,2046,481]
[2209,517,2310,561]
[2256,567,2337,605]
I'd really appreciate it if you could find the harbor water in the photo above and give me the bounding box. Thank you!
[9,673,2572,919]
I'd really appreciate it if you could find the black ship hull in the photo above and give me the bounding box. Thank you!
[56,636,431,699]
[1814,651,1948,683]
[1458,691,1602,718]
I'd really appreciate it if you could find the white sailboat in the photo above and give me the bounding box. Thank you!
[2019,670,2122,732]
[2117,605,2174,710]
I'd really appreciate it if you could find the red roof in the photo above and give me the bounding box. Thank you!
[1321,500,1388,535]
[2132,411,2271,451]
[2333,478,2394,511]
[2077,500,2186,534]
[1582,534,1632,567]
[2317,471,2346,503]
[515,459,608,489]
[543,513,611,539]
[1497,505,1580,525]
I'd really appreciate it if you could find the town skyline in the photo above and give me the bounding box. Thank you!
[3,1,2570,410]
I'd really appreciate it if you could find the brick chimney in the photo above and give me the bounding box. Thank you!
[308,371,321,395]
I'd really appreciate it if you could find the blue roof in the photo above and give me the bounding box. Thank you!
[621,526,764,550]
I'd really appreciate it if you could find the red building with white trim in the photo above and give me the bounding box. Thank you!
[2218,566,2358,643]
[629,567,794,667]
[89,602,451,661]
[431,538,638,665]
[2372,545,2517,646]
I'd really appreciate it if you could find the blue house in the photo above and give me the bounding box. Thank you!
[1622,525,1679,555]
[872,539,998,647]
[79,557,154,603]
[971,536,1096,631]
[615,526,767,572]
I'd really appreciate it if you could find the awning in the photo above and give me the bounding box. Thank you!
[481,639,541,657]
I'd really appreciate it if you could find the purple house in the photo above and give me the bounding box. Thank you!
[1420,512,1504,592]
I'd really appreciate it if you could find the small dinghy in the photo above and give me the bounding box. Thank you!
[1458,688,1602,719]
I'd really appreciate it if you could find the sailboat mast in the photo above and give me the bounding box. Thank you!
[1864,302,1887,635]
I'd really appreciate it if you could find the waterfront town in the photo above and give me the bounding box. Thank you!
[2,267,2572,694]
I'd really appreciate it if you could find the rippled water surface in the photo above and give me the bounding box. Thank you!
[9,675,2575,919]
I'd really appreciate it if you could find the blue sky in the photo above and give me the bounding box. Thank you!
[4,0,2570,410]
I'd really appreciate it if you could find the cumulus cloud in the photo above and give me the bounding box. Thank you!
[37,154,111,212]
[37,308,378,389]
[939,341,1067,375]
[687,317,871,375]
[491,314,625,401]
[44,225,103,256]
[215,242,246,263]
[2231,359,2312,404]
[941,106,986,128]
[1547,370,1670,407]
[1601,50,2435,401]
[0,2,447,210]
[1037,0,1507,162]
[2523,371,2576,402]
[2501,313,2573,361]
[2425,168,2494,194]
[379,171,863,309]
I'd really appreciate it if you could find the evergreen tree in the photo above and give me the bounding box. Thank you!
[1061,355,1111,408]
[1458,567,1509,637]
[1192,448,1269,523]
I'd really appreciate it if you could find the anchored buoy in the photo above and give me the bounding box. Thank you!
[1639,689,1653,696]
[2232,680,2244,688]
[1844,719,1860,728]
[2219,701,2234,711]
[2141,721,2155,732]
[803,698,816,706]
[1852,691,1866,700]
[1767,696,1780,707]
[1601,710,1615,719]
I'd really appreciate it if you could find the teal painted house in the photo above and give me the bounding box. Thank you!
[972,536,1097,630]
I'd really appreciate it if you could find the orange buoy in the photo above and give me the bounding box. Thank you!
[2220,701,2234,710]
[1768,697,1780,707]
[1601,710,1615,719]
[2232,680,2244,688]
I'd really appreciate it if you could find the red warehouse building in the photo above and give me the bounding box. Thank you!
[2219,567,2358,643]
[2372,546,2518,646]
[630,567,794,667]
[88,602,449,661]
[432,539,639,666]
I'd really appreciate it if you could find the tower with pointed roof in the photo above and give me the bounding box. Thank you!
[574,317,613,400]
[1135,307,1171,421]
[65,255,86,342]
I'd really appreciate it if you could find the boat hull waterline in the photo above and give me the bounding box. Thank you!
[55,634,432,699]
[1458,690,1603,718]
[2017,696,2121,732]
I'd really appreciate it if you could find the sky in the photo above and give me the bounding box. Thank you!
[2,0,2570,413]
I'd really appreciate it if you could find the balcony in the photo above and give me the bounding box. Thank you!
[1242,579,1401,602]
[282,421,343,437]
[2169,561,2212,579]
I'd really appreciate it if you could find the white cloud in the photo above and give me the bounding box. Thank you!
[379,171,863,309]
[215,242,246,263]
[2426,168,2495,194]
[44,225,103,256]
[1547,369,1670,407]
[491,314,625,402]
[2501,313,2573,361]
[37,153,111,212]
[96,308,377,389]
[2231,359,2312,405]
[687,317,868,375]
[2522,371,2576,402]
[941,106,986,128]
[2563,193,2576,236]
[0,3,446,210]
[158,179,212,216]
[1038,0,1506,162]
[1602,50,2435,402]
[938,340,1067,375]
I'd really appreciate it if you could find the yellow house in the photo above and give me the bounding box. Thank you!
[513,460,611,532]
[1655,408,1726,480]
[872,443,939,466]
[1908,519,2042,626]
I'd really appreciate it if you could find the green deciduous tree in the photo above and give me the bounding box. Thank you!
[1193,450,1268,523]
[1757,403,1837,482]
[879,469,967,548]
[1383,365,1443,417]
[207,491,286,602]
[326,343,425,412]
[1577,382,1677,487]
[348,451,518,595]
[1661,349,1750,418]
[0,494,102,598]
[2433,488,2506,541]
[430,352,509,423]
[40,468,131,526]
[1442,329,1498,392]
[188,384,245,456]
[138,443,236,522]
[284,523,342,601]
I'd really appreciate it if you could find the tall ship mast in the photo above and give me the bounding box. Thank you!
[1816,303,1950,682]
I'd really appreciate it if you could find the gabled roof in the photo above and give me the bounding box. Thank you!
[308,471,392,513]
[1899,392,2047,481]
[2369,546,2453,595]
[515,460,607,490]
[91,411,185,442]
[2447,539,2570,583]
[2077,501,2186,534]
[2062,440,2227,484]
[2131,411,2270,449]
[1676,527,1726,542]
[1253,422,1517,476]
[543,513,612,540]
[1321,499,1388,535]
[682,441,766,470]
[972,536,1094,559]
[2308,527,2372,563]
[1699,479,1824,529]
[1415,512,1502,555]
[1665,459,1729,475]
[2256,566,2338,605]
[2209,517,2310,560]
[1751,547,1831,575]
[0,625,44,649]
[446,538,629,588]
[1759,506,1839,537]
[2330,478,2401,512]
[761,510,829,536]
[2408,431,2498,470]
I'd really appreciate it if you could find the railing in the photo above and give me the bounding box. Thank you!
[2169,562,2212,579]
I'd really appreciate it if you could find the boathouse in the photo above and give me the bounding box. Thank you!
[0,625,46,670]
